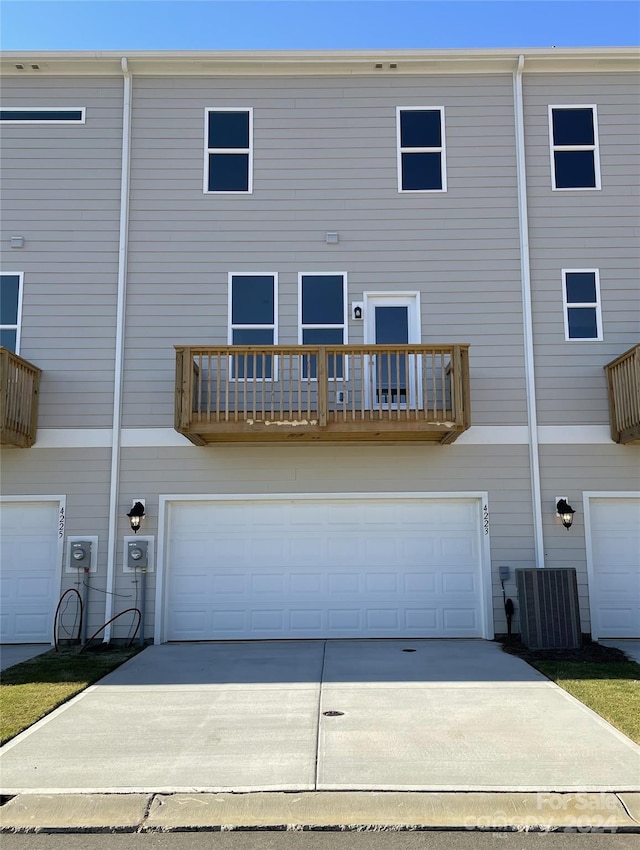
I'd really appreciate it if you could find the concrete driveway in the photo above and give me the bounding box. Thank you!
[1,640,639,794]
[0,644,50,671]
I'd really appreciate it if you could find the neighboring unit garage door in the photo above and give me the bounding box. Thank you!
[0,502,60,643]
[164,497,485,641]
[589,497,640,639]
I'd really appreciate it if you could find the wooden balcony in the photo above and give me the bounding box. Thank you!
[175,344,470,445]
[0,347,41,448]
[605,343,640,444]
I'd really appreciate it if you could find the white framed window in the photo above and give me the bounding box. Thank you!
[396,107,446,192]
[0,108,85,124]
[228,273,277,378]
[549,105,601,190]
[204,108,253,193]
[0,272,24,354]
[562,269,603,341]
[298,273,347,380]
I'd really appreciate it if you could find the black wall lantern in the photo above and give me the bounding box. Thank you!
[127,501,146,533]
[556,498,575,530]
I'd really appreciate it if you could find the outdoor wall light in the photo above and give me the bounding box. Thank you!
[127,501,146,533]
[556,498,576,530]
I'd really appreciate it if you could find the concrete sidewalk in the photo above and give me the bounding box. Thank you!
[1,640,639,798]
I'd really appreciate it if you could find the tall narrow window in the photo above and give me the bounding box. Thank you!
[0,273,23,353]
[205,108,252,193]
[397,107,446,192]
[299,273,346,379]
[229,273,276,377]
[549,106,600,190]
[562,270,603,340]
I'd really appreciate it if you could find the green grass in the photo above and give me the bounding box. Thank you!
[533,660,640,744]
[0,645,142,745]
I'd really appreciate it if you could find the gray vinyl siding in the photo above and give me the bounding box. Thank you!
[0,448,112,639]
[0,77,122,428]
[123,74,527,429]
[524,74,640,426]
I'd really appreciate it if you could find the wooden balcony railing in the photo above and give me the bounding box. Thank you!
[0,347,41,448]
[175,344,470,445]
[605,343,640,444]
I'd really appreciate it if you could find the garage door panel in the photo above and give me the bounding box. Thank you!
[289,573,321,594]
[442,572,476,594]
[290,609,322,630]
[365,573,398,593]
[328,572,359,593]
[165,498,485,641]
[599,608,634,633]
[404,573,436,593]
[443,608,478,630]
[212,573,245,594]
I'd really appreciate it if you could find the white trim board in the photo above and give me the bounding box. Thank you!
[154,491,494,644]
[29,425,616,448]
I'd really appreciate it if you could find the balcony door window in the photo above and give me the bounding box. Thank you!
[0,273,23,353]
[229,273,277,378]
[364,293,421,408]
[299,273,347,379]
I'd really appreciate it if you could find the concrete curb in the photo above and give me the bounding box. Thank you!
[1,792,639,833]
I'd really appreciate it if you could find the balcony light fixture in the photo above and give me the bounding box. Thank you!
[127,501,146,533]
[556,498,575,530]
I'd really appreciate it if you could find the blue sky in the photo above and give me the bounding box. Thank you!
[1,0,638,50]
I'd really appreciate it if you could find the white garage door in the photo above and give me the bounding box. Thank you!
[0,501,60,643]
[164,497,486,641]
[589,497,640,639]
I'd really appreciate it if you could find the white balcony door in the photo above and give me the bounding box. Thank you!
[364,293,421,409]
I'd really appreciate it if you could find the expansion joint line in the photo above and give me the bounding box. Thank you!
[314,640,328,790]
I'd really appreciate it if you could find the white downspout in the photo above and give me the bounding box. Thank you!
[514,55,545,568]
[104,57,132,639]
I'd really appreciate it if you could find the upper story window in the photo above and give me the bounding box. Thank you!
[0,273,24,353]
[0,108,85,123]
[205,108,253,193]
[396,107,446,192]
[299,273,347,379]
[228,273,276,377]
[549,106,601,190]
[562,270,603,341]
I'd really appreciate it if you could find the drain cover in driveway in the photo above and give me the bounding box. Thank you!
[323,711,344,717]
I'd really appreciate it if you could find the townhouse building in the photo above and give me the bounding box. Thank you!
[1,48,638,646]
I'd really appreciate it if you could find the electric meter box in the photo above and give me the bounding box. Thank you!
[127,539,148,570]
[123,535,154,573]
[66,536,98,573]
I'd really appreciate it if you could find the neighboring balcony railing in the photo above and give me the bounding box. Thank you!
[605,343,640,444]
[175,344,470,445]
[0,347,42,448]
